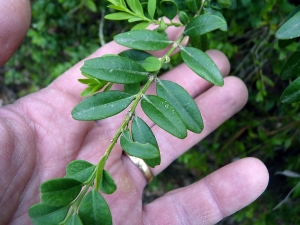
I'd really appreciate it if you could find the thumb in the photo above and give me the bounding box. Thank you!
[0,0,31,66]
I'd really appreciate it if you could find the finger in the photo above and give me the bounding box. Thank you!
[0,0,31,66]
[143,157,269,225]
[151,76,248,175]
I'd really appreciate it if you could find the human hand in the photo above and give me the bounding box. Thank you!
[0,1,269,224]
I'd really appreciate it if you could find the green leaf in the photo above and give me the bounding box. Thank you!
[280,77,300,104]
[72,91,135,121]
[128,17,144,22]
[141,95,187,139]
[184,14,226,37]
[79,189,112,225]
[179,11,189,25]
[65,160,95,183]
[29,203,69,225]
[190,34,209,52]
[40,178,83,207]
[217,0,232,8]
[120,129,160,160]
[160,0,178,21]
[119,49,152,63]
[80,55,148,84]
[131,116,160,167]
[100,170,117,194]
[278,39,295,48]
[85,0,97,12]
[124,83,140,95]
[66,214,84,225]
[142,57,161,71]
[276,11,300,39]
[157,80,203,133]
[114,30,172,50]
[204,8,228,31]
[105,12,133,20]
[127,0,144,16]
[280,47,300,80]
[148,0,156,19]
[180,47,224,86]
[131,22,151,30]
[185,0,199,13]
[95,156,106,191]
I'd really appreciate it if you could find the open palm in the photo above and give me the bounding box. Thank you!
[0,1,268,224]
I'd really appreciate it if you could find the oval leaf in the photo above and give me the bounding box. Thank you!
[184,14,226,37]
[81,55,148,84]
[143,56,161,71]
[100,170,117,194]
[105,12,133,20]
[276,11,300,39]
[132,116,161,167]
[121,129,160,160]
[180,47,224,86]
[40,178,83,207]
[72,91,135,121]
[79,189,112,225]
[131,22,151,30]
[114,30,172,50]
[280,47,300,80]
[65,160,95,183]
[66,214,84,225]
[29,203,69,225]
[157,80,203,133]
[280,76,300,104]
[148,0,156,19]
[141,95,187,139]
[160,0,178,21]
[185,0,199,13]
[119,49,152,64]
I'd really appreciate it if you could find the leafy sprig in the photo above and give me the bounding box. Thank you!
[29,0,234,224]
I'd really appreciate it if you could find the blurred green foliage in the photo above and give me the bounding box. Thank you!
[3,0,300,224]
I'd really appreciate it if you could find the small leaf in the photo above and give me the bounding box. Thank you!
[40,178,83,207]
[184,14,226,37]
[131,22,151,30]
[127,0,144,16]
[85,0,97,12]
[100,170,117,194]
[275,170,300,178]
[114,30,172,50]
[65,160,95,183]
[217,0,232,8]
[121,129,160,160]
[141,95,187,139]
[80,55,148,84]
[185,0,199,13]
[160,0,178,21]
[190,34,209,52]
[72,91,135,121]
[143,57,161,71]
[148,0,156,19]
[179,11,189,25]
[28,203,69,225]
[119,49,152,65]
[124,83,140,95]
[280,47,300,80]
[128,17,144,23]
[79,189,112,225]
[132,116,160,167]
[105,12,133,20]
[280,77,300,104]
[180,47,224,86]
[66,214,84,225]
[276,11,300,39]
[204,8,228,31]
[95,156,106,191]
[157,80,203,133]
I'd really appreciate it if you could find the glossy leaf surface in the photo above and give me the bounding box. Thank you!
[184,14,226,36]
[185,0,199,13]
[100,170,117,194]
[66,214,84,225]
[141,95,187,139]
[119,49,152,65]
[81,55,148,84]
[121,129,160,160]
[180,47,224,86]
[114,30,172,50]
[157,80,203,133]
[65,160,95,183]
[132,116,161,167]
[276,11,300,39]
[131,22,151,30]
[280,47,300,80]
[204,8,228,31]
[29,203,69,225]
[40,178,83,207]
[127,0,144,15]
[79,189,112,225]
[72,91,135,121]
[143,57,161,71]
[105,12,133,20]
[160,0,178,21]
[280,77,300,104]
[148,0,156,19]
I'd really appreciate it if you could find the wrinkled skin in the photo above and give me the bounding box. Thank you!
[0,1,269,224]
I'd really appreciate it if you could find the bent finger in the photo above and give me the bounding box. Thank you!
[143,157,269,225]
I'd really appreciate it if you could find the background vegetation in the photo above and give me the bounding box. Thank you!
[1,0,299,224]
